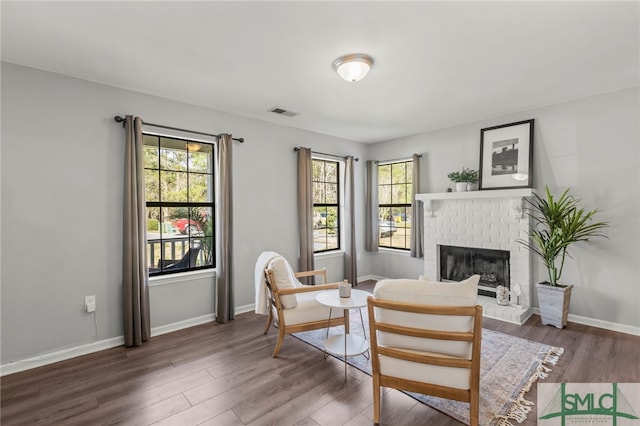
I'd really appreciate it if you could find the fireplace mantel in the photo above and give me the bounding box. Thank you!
[416,188,534,201]
[417,188,534,218]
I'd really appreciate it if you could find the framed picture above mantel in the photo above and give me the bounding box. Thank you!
[479,119,534,190]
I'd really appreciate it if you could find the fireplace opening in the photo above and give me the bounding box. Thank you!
[439,245,510,298]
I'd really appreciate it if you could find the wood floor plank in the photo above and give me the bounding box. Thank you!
[235,357,357,424]
[152,353,305,425]
[150,388,241,426]
[4,394,99,426]
[62,369,215,426]
[292,417,321,426]
[309,378,373,426]
[199,409,245,426]
[395,400,462,426]
[246,362,359,426]
[343,413,373,426]
[184,361,282,406]
[114,394,192,426]
[357,385,419,425]
[1,357,174,421]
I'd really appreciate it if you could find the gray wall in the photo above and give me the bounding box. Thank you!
[0,62,367,364]
[366,87,640,328]
[1,62,638,366]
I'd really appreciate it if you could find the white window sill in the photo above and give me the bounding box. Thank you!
[377,247,411,256]
[149,268,216,287]
[314,250,344,260]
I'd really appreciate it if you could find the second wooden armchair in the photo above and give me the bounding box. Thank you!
[262,255,349,357]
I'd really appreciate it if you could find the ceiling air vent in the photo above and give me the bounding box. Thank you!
[268,107,298,117]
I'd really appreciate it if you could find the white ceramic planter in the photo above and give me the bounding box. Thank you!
[536,283,573,328]
[455,182,467,192]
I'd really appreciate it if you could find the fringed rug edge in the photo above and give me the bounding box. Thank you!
[494,346,565,426]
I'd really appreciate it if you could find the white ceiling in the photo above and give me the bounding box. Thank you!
[2,1,638,143]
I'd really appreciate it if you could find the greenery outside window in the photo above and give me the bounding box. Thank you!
[143,134,215,275]
[378,160,412,250]
[313,159,340,253]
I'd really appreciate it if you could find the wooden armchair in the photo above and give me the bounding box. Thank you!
[263,256,349,357]
[367,276,482,425]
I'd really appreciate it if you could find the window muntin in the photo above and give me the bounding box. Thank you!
[312,159,340,253]
[143,134,215,275]
[378,160,412,250]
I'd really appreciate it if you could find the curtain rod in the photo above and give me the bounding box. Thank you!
[375,154,422,164]
[293,147,359,162]
[114,116,244,143]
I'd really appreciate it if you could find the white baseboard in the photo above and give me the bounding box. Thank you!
[235,303,255,315]
[150,313,216,337]
[357,274,385,283]
[532,307,640,336]
[1,313,217,377]
[0,336,125,377]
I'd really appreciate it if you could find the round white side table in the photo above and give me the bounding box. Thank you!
[315,288,371,381]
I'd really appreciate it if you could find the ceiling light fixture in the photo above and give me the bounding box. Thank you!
[333,53,374,82]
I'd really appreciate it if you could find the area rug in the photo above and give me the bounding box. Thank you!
[293,310,563,426]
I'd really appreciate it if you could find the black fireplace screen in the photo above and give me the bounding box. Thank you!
[439,245,510,297]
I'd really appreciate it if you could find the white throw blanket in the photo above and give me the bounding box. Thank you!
[254,251,281,315]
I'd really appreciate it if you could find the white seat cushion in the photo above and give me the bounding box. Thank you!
[268,256,302,309]
[282,290,334,325]
[374,276,478,306]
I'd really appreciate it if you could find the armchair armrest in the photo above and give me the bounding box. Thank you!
[277,281,343,296]
[294,268,327,284]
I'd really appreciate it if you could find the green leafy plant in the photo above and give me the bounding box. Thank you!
[169,207,213,265]
[325,209,338,235]
[190,208,213,265]
[147,218,159,232]
[517,186,608,286]
[447,168,478,183]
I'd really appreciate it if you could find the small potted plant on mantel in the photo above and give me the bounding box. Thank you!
[447,168,479,192]
[517,186,608,328]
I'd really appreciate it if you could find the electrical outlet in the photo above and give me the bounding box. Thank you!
[85,295,96,313]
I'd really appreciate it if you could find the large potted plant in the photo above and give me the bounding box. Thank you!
[518,186,608,328]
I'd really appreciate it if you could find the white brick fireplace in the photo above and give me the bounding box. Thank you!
[416,189,534,324]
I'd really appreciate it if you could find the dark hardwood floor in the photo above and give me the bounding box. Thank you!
[2,280,639,425]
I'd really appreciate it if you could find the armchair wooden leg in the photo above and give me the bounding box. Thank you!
[271,326,285,358]
[263,311,273,334]
[373,374,381,425]
[470,391,479,426]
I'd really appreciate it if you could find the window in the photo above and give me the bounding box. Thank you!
[312,159,340,253]
[378,160,412,250]
[143,134,215,275]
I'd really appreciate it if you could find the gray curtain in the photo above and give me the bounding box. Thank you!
[410,153,424,258]
[297,147,315,284]
[365,160,379,251]
[344,156,358,286]
[122,115,150,347]
[216,134,234,323]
